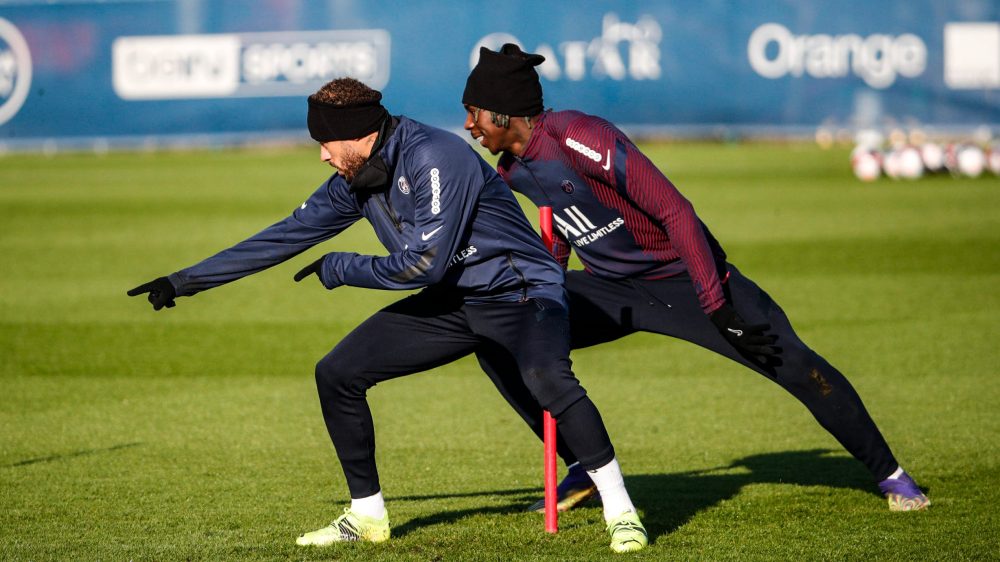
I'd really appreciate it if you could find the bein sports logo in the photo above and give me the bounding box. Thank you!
[747,23,926,89]
[112,29,390,100]
[0,18,32,127]
[471,13,662,81]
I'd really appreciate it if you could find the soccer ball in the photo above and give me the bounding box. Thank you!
[851,147,881,182]
[986,143,1000,176]
[882,149,902,179]
[897,146,924,179]
[957,145,985,178]
[920,143,944,173]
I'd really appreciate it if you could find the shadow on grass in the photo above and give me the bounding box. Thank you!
[390,449,880,539]
[629,448,879,542]
[6,442,143,467]
[390,488,540,538]
[392,504,531,538]
[391,487,540,503]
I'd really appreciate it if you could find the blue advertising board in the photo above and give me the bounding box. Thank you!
[0,0,997,147]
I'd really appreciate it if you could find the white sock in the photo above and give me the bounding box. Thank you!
[886,466,905,480]
[586,457,635,522]
[350,491,386,519]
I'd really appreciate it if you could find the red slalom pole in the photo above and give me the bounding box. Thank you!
[539,206,558,534]
[539,206,554,254]
[544,410,557,533]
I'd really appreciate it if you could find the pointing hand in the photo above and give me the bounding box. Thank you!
[127,276,177,311]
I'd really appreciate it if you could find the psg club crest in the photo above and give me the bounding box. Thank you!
[397,176,410,194]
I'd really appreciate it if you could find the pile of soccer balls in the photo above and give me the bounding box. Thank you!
[850,133,1000,182]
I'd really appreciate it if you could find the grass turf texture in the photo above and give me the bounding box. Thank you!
[1,142,998,560]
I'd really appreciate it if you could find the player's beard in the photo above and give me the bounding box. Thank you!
[338,146,370,182]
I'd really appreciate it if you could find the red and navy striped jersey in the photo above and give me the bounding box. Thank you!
[497,110,727,314]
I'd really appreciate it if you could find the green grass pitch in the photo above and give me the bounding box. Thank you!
[1,142,998,560]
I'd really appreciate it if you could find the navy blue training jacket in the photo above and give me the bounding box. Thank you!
[168,116,565,304]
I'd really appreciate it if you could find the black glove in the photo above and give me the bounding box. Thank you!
[709,302,779,357]
[127,276,177,311]
[294,257,324,283]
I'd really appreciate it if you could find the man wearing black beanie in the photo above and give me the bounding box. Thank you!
[463,44,929,515]
[128,77,649,552]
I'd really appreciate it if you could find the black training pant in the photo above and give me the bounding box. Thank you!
[481,264,899,481]
[314,289,615,498]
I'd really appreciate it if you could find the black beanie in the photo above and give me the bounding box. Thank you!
[463,43,545,117]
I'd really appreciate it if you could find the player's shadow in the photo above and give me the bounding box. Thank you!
[388,487,540,538]
[390,449,881,539]
[6,442,143,467]
[627,448,882,540]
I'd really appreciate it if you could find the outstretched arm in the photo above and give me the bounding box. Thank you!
[557,116,777,357]
[128,175,360,309]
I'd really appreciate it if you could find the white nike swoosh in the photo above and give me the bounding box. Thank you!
[602,150,611,171]
[421,225,444,241]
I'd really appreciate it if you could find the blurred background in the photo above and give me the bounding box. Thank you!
[0,0,997,153]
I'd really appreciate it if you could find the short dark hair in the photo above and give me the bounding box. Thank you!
[311,77,381,106]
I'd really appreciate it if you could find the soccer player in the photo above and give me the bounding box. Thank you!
[460,44,929,513]
[128,78,648,552]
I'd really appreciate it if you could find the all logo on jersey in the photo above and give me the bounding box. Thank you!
[553,206,597,237]
[397,175,410,194]
[554,205,625,247]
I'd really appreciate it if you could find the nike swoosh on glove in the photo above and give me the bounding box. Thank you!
[709,302,780,358]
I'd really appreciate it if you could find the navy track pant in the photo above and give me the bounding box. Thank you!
[314,289,615,498]
[483,264,899,481]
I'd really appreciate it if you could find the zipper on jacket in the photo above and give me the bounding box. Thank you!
[515,155,556,206]
[374,192,403,232]
[505,251,529,301]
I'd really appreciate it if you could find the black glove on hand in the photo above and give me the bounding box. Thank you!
[709,302,779,357]
[293,256,324,284]
[127,276,177,311]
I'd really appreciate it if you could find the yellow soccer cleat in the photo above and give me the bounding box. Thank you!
[607,510,648,553]
[296,508,390,545]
